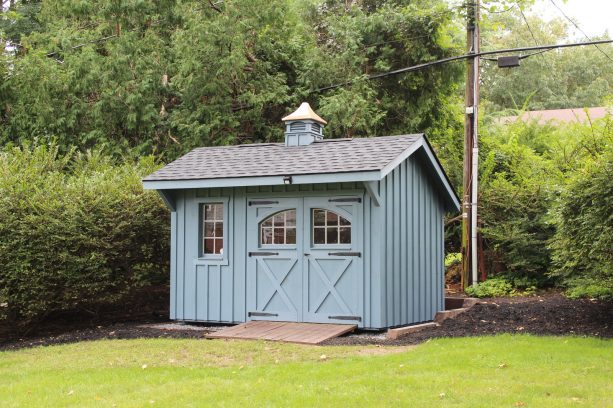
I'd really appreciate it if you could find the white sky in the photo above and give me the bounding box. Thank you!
[530,0,612,38]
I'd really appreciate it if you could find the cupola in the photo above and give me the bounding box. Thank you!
[281,102,327,146]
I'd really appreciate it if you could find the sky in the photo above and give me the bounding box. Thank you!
[528,0,612,39]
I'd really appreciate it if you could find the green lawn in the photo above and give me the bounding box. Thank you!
[0,335,611,407]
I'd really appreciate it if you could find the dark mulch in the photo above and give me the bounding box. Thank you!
[324,292,613,346]
[0,321,211,351]
[1,292,611,351]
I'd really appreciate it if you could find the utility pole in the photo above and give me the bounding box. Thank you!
[461,0,480,288]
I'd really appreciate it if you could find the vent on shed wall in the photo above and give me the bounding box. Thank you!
[281,102,327,146]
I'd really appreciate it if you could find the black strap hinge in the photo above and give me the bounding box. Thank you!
[328,315,362,321]
[249,200,279,206]
[328,197,361,203]
[249,251,279,257]
[248,312,279,317]
[328,252,361,257]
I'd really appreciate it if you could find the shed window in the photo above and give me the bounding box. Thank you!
[202,203,224,255]
[312,209,351,245]
[260,210,296,245]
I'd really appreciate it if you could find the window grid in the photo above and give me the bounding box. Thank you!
[312,209,351,245]
[202,203,224,255]
[260,210,297,245]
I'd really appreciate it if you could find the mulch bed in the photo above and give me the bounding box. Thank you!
[1,292,611,351]
[324,292,613,346]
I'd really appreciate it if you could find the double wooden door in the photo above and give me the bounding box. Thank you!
[246,196,363,325]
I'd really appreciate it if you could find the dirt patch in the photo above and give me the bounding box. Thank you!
[324,292,613,346]
[2,292,611,351]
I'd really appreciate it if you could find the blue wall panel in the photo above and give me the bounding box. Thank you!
[167,154,448,329]
[379,151,447,328]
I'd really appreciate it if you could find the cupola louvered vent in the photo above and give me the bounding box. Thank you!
[281,102,327,147]
[290,122,307,132]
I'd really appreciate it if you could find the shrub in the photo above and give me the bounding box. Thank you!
[465,277,514,298]
[549,139,613,300]
[0,144,169,329]
[478,126,556,282]
[444,252,462,268]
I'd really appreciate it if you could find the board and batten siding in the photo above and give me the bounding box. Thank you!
[377,151,446,328]
[167,152,447,329]
[169,182,383,328]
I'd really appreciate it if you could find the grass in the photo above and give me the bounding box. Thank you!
[0,335,611,407]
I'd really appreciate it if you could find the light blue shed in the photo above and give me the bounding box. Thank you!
[143,103,460,329]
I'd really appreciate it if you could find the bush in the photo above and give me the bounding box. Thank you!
[0,144,169,329]
[549,139,613,300]
[444,252,462,268]
[465,277,514,298]
[478,125,556,282]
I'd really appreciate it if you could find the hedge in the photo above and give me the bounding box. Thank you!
[549,143,613,300]
[0,144,169,329]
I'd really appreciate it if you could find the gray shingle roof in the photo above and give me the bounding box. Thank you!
[143,134,422,181]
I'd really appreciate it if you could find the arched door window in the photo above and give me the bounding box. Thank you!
[260,210,297,245]
[312,209,351,245]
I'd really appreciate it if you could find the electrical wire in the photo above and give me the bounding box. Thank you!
[549,0,613,63]
[516,4,567,110]
[313,39,613,92]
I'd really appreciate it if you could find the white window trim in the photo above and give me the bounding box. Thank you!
[259,209,298,248]
[195,197,230,266]
[311,208,352,248]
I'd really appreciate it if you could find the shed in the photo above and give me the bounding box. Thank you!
[143,103,460,329]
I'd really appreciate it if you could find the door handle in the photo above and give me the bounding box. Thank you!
[304,253,310,256]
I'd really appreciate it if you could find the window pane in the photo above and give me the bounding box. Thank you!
[204,222,215,238]
[215,204,223,220]
[273,214,285,226]
[326,227,338,244]
[259,210,297,245]
[204,238,215,254]
[261,227,273,245]
[313,227,325,244]
[339,227,351,244]
[274,228,285,244]
[202,202,224,256]
[286,227,296,244]
[285,210,296,227]
[339,216,351,226]
[313,209,325,226]
[214,222,223,238]
[326,211,338,226]
[204,204,215,220]
[214,239,223,254]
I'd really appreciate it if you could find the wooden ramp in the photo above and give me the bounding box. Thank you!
[207,321,357,345]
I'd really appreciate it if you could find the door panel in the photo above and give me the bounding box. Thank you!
[303,197,363,325]
[246,198,303,321]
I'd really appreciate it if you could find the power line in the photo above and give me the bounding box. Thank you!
[549,0,613,63]
[516,4,569,111]
[313,39,613,92]
[518,6,540,51]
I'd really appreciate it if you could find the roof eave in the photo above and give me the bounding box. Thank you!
[142,170,382,190]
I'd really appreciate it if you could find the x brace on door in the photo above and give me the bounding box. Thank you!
[310,258,353,315]
[257,257,298,314]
